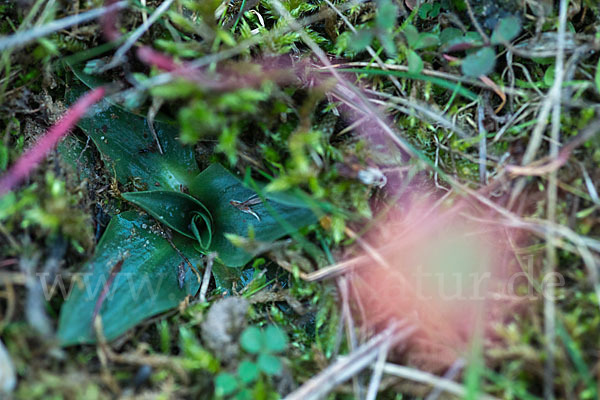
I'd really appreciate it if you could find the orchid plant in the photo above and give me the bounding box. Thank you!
[56,85,316,345]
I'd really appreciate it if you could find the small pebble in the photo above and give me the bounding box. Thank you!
[133,365,152,391]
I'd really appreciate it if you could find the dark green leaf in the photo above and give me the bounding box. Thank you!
[348,30,374,53]
[122,191,213,249]
[66,86,199,191]
[407,50,424,74]
[440,28,463,45]
[430,3,441,18]
[257,353,282,375]
[465,31,482,43]
[211,262,251,292]
[543,65,555,87]
[188,164,317,267]
[491,16,522,45]
[378,33,397,57]
[57,211,202,345]
[403,25,420,48]
[238,360,259,384]
[375,0,398,31]
[69,63,172,123]
[414,33,439,50]
[418,3,433,19]
[215,372,239,396]
[235,389,253,400]
[461,47,496,77]
[57,135,96,182]
[264,325,288,353]
[240,326,263,354]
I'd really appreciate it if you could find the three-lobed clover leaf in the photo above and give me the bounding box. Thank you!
[239,325,288,376]
[403,25,439,51]
[214,325,288,398]
[460,16,521,77]
[402,25,439,75]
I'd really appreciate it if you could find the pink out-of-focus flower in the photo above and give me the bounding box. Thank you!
[351,195,519,371]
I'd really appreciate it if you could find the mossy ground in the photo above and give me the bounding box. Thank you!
[1,0,599,399]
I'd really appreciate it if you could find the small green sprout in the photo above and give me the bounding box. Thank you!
[348,0,399,57]
[215,325,288,399]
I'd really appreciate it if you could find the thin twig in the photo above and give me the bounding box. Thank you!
[478,101,487,184]
[463,0,490,44]
[367,92,472,138]
[338,276,363,399]
[325,62,527,98]
[379,362,498,400]
[544,1,568,398]
[344,227,392,270]
[509,5,573,207]
[94,317,189,382]
[0,1,128,51]
[101,0,176,72]
[198,253,215,302]
[425,358,466,400]
[147,97,164,155]
[365,335,390,400]
[284,321,416,400]
[164,234,202,283]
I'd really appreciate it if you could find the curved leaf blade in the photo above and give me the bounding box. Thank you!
[57,211,201,345]
[66,86,199,191]
[189,164,317,267]
[122,190,213,249]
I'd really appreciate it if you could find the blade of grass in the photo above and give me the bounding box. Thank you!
[556,318,598,399]
[482,369,542,400]
[231,0,247,32]
[595,57,600,95]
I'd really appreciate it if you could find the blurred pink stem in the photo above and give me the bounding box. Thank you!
[0,87,106,196]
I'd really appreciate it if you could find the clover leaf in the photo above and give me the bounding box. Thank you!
[240,326,263,354]
[461,47,497,78]
[215,372,239,396]
[264,325,288,353]
[491,15,522,45]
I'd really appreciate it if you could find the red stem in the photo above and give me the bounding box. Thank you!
[0,87,106,197]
